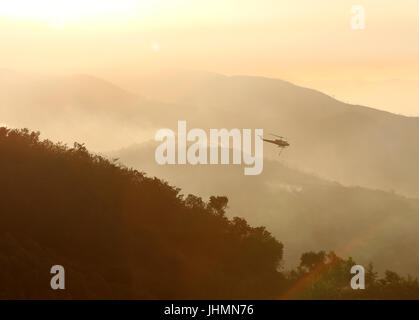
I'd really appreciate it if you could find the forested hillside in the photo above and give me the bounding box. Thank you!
[114,141,419,276]
[0,127,284,299]
[0,127,418,299]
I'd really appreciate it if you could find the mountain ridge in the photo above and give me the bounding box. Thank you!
[111,140,419,276]
[2,69,419,196]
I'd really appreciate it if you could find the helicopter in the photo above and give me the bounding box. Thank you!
[260,133,290,156]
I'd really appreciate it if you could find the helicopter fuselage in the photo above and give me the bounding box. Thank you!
[262,138,289,147]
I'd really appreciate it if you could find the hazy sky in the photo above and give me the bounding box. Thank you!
[1,0,418,115]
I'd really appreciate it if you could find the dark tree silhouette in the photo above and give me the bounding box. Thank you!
[0,127,285,299]
[0,127,418,300]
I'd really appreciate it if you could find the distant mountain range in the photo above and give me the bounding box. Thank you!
[112,141,419,276]
[2,69,419,275]
[0,70,166,150]
[3,69,418,196]
[132,71,419,198]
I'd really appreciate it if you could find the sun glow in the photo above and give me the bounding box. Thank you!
[0,0,139,22]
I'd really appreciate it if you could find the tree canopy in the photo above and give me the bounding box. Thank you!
[0,127,418,299]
